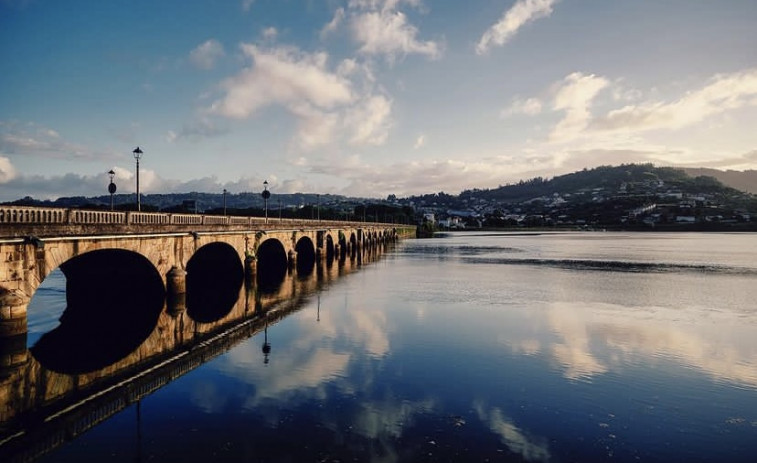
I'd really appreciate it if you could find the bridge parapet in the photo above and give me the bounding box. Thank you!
[0,205,409,238]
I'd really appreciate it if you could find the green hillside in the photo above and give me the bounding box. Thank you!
[459,164,737,202]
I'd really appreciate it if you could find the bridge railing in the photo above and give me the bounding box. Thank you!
[1,206,67,224]
[0,205,399,229]
[70,210,127,224]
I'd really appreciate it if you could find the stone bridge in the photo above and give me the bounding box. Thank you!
[0,235,393,463]
[0,205,417,339]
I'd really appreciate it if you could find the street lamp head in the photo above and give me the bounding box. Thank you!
[132,146,143,160]
[263,180,268,189]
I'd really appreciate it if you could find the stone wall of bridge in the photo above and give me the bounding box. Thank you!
[0,212,415,338]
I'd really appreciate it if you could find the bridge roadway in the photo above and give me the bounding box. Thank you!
[0,205,417,339]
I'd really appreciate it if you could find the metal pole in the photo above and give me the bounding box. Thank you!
[133,147,143,212]
[108,170,116,211]
[262,180,270,224]
[223,189,227,216]
[136,157,140,212]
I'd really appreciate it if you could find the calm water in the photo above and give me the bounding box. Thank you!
[14,232,757,462]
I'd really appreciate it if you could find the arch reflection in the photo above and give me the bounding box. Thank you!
[30,249,165,374]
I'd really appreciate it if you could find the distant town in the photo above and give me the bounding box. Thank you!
[4,164,756,231]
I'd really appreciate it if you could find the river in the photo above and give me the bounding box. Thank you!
[11,232,757,462]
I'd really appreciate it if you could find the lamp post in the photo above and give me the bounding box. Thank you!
[132,147,143,211]
[107,170,117,211]
[261,180,270,224]
[317,194,320,222]
[223,188,227,216]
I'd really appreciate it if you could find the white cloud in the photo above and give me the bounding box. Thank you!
[261,27,277,40]
[189,39,225,70]
[308,156,522,197]
[350,10,440,61]
[0,121,115,160]
[348,0,422,12]
[502,97,543,117]
[476,0,559,55]
[209,42,394,149]
[0,155,17,183]
[0,168,139,202]
[413,134,425,149]
[166,117,228,143]
[523,67,757,150]
[330,0,440,62]
[321,7,345,38]
[210,44,354,119]
[288,103,339,150]
[347,94,392,145]
[549,72,609,142]
[241,0,254,13]
[592,68,757,133]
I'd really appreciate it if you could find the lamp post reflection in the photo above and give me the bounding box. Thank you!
[262,324,271,365]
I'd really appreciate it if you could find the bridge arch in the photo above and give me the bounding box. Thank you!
[338,232,348,261]
[186,242,244,323]
[256,238,288,292]
[30,248,165,374]
[295,236,316,277]
[325,234,335,262]
[349,233,358,259]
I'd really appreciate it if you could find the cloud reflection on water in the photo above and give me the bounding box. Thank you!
[504,301,757,388]
[473,401,551,463]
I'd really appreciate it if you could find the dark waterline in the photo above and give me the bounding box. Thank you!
[5,232,757,462]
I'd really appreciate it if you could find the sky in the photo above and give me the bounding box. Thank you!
[1,0,756,202]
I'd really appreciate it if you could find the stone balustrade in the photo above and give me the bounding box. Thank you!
[0,205,398,235]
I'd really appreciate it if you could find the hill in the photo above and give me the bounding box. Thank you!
[681,168,757,193]
[456,164,739,203]
[404,164,756,230]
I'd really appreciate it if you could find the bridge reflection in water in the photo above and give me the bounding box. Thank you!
[0,240,392,463]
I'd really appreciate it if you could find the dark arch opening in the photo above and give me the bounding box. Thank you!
[295,236,316,278]
[30,249,165,374]
[257,239,288,293]
[349,233,358,259]
[186,242,244,323]
[338,234,347,262]
[325,235,335,263]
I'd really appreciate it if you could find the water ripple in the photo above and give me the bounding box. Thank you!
[466,257,757,275]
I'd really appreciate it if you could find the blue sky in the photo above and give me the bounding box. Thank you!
[1,0,756,201]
